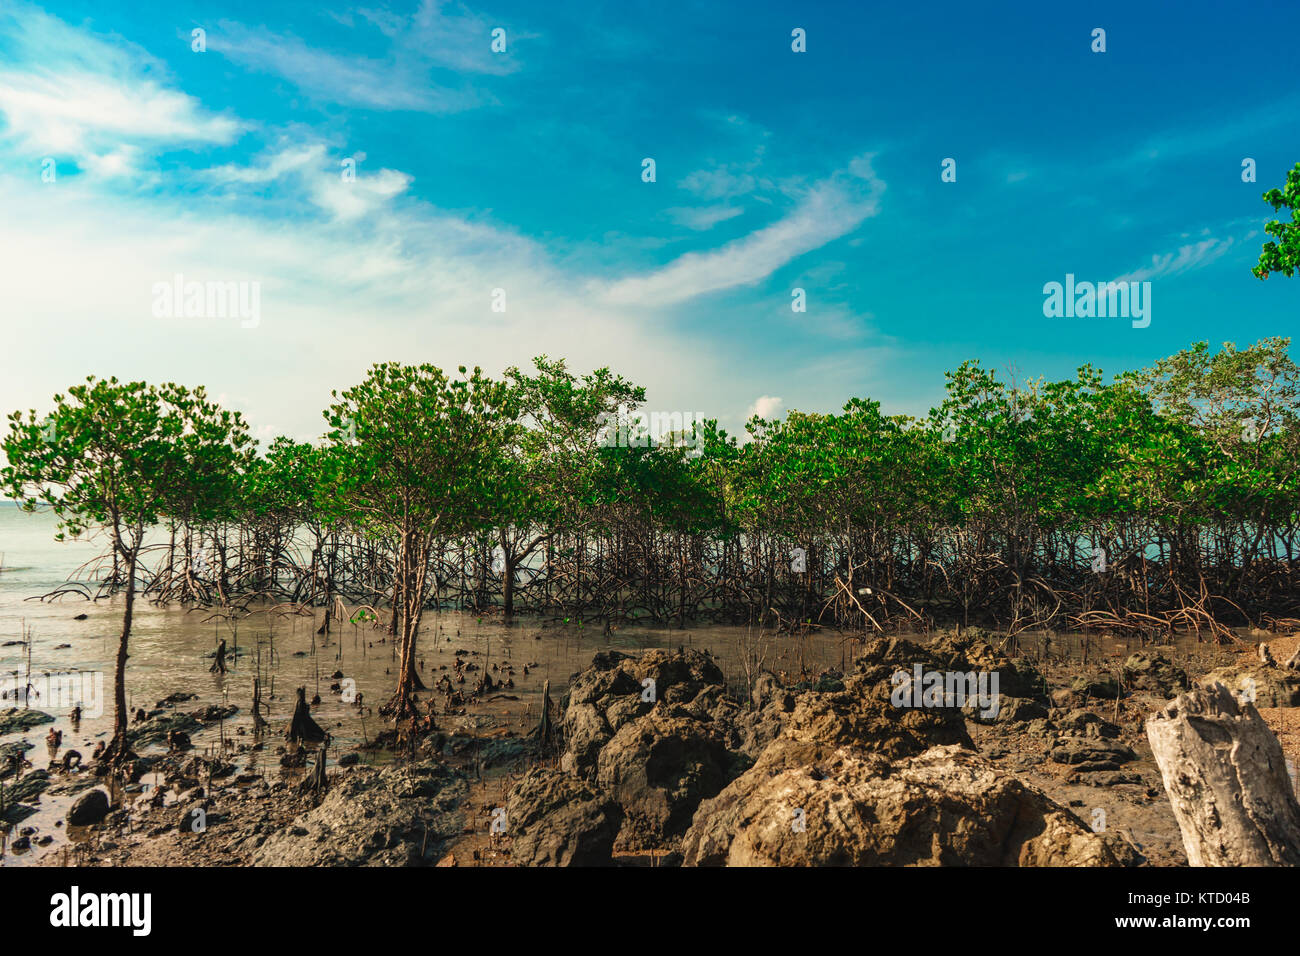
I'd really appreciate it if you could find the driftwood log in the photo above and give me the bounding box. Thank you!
[1146,681,1300,866]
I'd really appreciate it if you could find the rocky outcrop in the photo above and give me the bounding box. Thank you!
[560,648,733,778]
[518,635,1125,866]
[919,630,1048,701]
[252,759,466,866]
[596,710,744,850]
[1122,652,1189,698]
[734,672,797,757]
[1068,674,1123,700]
[506,768,622,866]
[1048,735,1137,772]
[966,695,1048,725]
[0,708,54,734]
[1199,663,1300,708]
[129,712,203,748]
[681,742,1118,867]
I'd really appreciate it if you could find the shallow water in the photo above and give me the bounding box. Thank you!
[0,504,1245,866]
[1,505,866,865]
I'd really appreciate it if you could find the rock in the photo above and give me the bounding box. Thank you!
[1056,709,1122,739]
[0,708,55,734]
[1078,770,1144,787]
[778,662,974,760]
[468,735,534,771]
[251,759,466,866]
[559,648,729,778]
[734,672,797,757]
[5,769,49,804]
[1122,652,1189,698]
[337,752,360,767]
[67,788,111,826]
[596,710,742,851]
[1100,830,1147,866]
[1198,663,1300,708]
[1069,674,1123,700]
[1048,735,1137,772]
[1023,718,1057,738]
[0,740,34,772]
[966,695,1048,725]
[924,630,1049,700]
[128,712,202,748]
[0,803,36,825]
[681,742,1118,866]
[505,768,623,866]
[191,704,238,722]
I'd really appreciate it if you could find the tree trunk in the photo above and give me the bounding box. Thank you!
[103,544,139,766]
[1146,681,1300,866]
[503,556,516,619]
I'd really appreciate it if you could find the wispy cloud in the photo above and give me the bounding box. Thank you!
[596,154,885,307]
[206,143,328,185]
[209,1,523,113]
[666,204,744,231]
[1113,236,1235,284]
[0,5,240,175]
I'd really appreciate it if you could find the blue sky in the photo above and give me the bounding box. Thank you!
[0,0,1296,443]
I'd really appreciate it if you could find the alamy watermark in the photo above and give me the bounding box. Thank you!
[49,886,150,936]
[1042,274,1150,329]
[1,670,104,717]
[891,664,1000,719]
[596,411,706,453]
[151,274,261,329]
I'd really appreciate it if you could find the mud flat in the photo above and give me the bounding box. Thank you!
[5,621,1298,868]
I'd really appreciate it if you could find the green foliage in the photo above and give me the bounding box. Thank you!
[322,362,517,538]
[1254,163,1300,279]
[1,376,252,546]
[501,356,645,531]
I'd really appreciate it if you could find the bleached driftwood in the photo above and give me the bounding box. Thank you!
[1146,682,1300,866]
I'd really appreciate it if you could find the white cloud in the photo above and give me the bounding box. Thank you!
[595,155,885,307]
[209,1,521,113]
[747,396,783,420]
[1113,237,1234,284]
[0,166,733,446]
[666,204,744,231]
[680,166,760,201]
[0,5,241,174]
[0,7,891,459]
[207,144,329,185]
[308,167,415,221]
